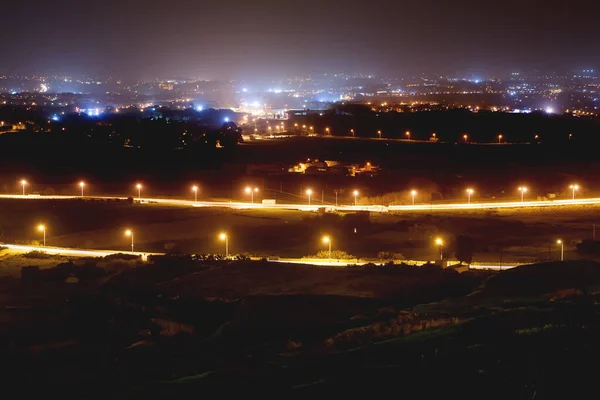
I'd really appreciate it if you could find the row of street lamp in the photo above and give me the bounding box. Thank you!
[16,180,582,204]
[292,127,564,143]
[29,224,570,262]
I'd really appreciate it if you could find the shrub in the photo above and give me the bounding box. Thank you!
[377,251,405,260]
[22,251,52,259]
[103,253,140,261]
[305,250,357,260]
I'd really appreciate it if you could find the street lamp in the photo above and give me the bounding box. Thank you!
[498,134,503,143]
[463,134,468,143]
[125,229,134,253]
[192,185,198,202]
[245,186,259,203]
[569,184,579,200]
[306,189,312,205]
[219,233,229,258]
[377,130,382,138]
[350,129,355,137]
[556,239,564,261]
[322,236,332,262]
[20,179,27,196]
[325,127,330,135]
[435,237,443,261]
[136,183,142,200]
[518,186,528,202]
[353,190,359,206]
[37,224,46,247]
[466,188,474,204]
[410,190,417,205]
[405,131,410,140]
[79,181,85,197]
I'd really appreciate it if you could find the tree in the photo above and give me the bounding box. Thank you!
[455,235,474,264]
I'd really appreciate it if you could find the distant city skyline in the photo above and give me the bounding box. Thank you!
[1,0,598,80]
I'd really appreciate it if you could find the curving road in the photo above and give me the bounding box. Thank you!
[1,243,160,259]
[1,243,518,270]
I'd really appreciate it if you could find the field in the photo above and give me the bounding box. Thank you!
[1,198,600,267]
[3,251,600,397]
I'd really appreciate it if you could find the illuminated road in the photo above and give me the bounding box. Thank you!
[268,258,519,270]
[1,243,518,270]
[2,193,600,213]
[1,244,160,258]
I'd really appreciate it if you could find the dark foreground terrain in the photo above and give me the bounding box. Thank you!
[2,253,600,398]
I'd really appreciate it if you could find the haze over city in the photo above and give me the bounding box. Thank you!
[2,0,599,79]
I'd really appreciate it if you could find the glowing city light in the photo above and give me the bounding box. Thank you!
[219,233,229,258]
[322,235,332,261]
[518,186,528,202]
[125,229,134,253]
[37,224,46,246]
[569,184,580,200]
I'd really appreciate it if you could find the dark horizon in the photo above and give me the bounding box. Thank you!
[1,0,598,80]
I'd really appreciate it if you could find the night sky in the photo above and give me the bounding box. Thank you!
[1,0,598,79]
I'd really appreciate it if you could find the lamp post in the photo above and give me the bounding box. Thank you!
[220,233,229,258]
[435,237,443,261]
[569,184,579,200]
[377,130,382,139]
[192,185,198,202]
[498,134,503,143]
[353,190,359,206]
[463,134,468,143]
[245,187,259,203]
[323,236,332,262]
[325,127,330,136]
[518,186,528,202]
[306,189,312,205]
[350,129,355,137]
[411,190,417,205]
[79,181,85,197]
[466,188,474,204]
[136,183,142,200]
[38,224,46,247]
[125,229,134,253]
[557,239,564,261]
[405,131,410,140]
[21,179,27,196]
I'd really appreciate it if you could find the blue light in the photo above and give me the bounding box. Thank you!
[196,105,204,112]
[51,115,59,121]
[224,117,230,122]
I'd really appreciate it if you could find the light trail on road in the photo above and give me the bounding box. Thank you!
[2,193,600,213]
[1,244,159,258]
[1,244,519,270]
